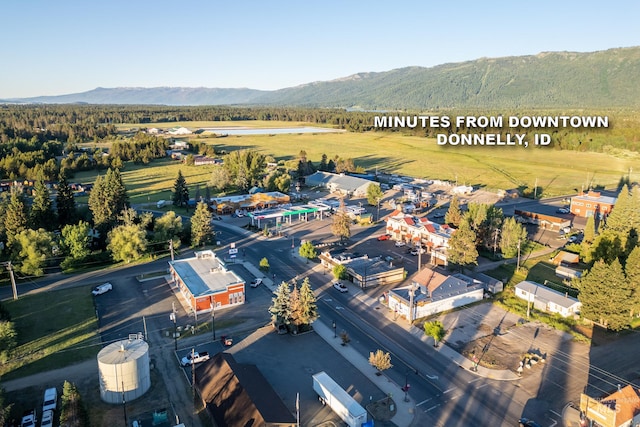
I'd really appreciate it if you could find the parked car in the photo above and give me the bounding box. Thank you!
[518,418,542,427]
[377,234,391,241]
[332,282,348,293]
[432,211,445,218]
[92,283,113,296]
[42,387,57,412]
[40,410,53,427]
[395,241,406,247]
[250,278,263,288]
[20,409,36,427]
[556,207,570,214]
[410,248,426,256]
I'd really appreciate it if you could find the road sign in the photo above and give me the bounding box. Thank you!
[229,248,238,255]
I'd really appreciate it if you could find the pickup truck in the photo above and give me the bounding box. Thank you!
[181,351,210,366]
[20,409,37,427]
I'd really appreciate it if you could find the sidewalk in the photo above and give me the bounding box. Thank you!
[313,319,417,427]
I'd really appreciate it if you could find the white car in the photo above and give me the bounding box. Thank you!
[332,282,348,293]
[395,241,406,247]
[92,283,113,296]
[40,410,53,427]
[250,278,263,288]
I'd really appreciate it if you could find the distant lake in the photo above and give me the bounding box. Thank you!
[199,126,344,136]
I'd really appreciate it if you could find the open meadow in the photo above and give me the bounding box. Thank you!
[76,123,639,199]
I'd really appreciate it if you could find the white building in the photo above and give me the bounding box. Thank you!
[514,281,581,318]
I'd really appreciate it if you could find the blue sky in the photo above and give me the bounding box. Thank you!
[1,1,638,98]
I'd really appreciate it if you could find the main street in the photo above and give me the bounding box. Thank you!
[215,217,539,426]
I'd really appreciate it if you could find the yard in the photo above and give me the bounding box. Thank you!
[0,286,101,380]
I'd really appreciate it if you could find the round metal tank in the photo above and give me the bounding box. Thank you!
[97,338,151,404]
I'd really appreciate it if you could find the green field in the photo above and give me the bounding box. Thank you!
[76,123,639,200]
[1,286,101,380]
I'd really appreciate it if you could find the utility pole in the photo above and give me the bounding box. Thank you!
[191,347,196,425]
[211,301,216,341]
[6,262,18,300]
[171,302,177,351]
[169,240,174,262]
[534,177,538,199]
[417,240,423,272]
[516,238,522,271]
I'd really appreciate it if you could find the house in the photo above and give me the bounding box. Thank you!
[551,250,580,266]
[192,155,218,166]
[514,209,572,231]
[196,353,296,427]
[570,190,617,218]
[580,385,640,427]
[305,171,378,196]
[167,126,192,135]
[514,281,581,318]
[388,268,484,320]
[168,250,245,314]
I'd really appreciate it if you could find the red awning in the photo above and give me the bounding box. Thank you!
[386,226,393,230]
[412,236,420,241]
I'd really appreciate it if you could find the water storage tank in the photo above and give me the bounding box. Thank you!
[97,338,151,404]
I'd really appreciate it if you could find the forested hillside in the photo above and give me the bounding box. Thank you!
[6,47,640,109]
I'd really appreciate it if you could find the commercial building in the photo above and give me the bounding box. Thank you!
[570,190,617,218]
[169,250,245,314]
[305,171,379,196]
[580,385,640,427]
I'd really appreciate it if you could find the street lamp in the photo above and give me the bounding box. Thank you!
[170,302,177,351]
[211,302,216,341]
[332,320,336,338]
[403,371,411,402]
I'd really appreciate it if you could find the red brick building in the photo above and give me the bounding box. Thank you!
[570,190,617,218]
[169,250,245,313]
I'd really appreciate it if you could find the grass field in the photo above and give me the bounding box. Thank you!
[1,286,101,380]
[74,123,638,201]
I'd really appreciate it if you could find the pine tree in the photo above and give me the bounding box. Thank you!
[578,259,631,331]
[172,170,189,208]
[269,282,292,326]
[30,177,55,230]
[605,184,631,233]
[288,284,302,329]
[4,190,28,248]
[190,201,212,247]
[89,168,128,229]
[331,198,351,241]
[445,196,462,227]
[626,246,640,317]
[298,278,319,326]
[447,221,478,269]
[56,173,76,227]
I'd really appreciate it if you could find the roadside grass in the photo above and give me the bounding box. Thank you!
[74,124,634,199]
[1,286,101,380]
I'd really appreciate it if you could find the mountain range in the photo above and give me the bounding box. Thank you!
[5,47,640,109]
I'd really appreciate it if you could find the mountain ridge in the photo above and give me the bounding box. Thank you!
[5,46,640,109]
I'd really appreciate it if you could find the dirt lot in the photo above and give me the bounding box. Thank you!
[433,302,579,374]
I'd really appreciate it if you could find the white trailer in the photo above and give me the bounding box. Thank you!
[312,371,367,427]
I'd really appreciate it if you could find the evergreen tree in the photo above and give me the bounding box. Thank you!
[298,278,318,325]
[269,282,292,326]
[578,258,631,331]
[605,184,631,233]
[447,221,479,269]
[172,170,189,208]
[445,196,462,227]
[190,201,213,247]
[319,153,328,171]
[56,173,76,226]
[60,381,89,427]
[331,198,351,241]
[29,177,55,230]
[4,189,28,248]
[626,246,640,317]
[288,284,302,329]
[89,168,128,229]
